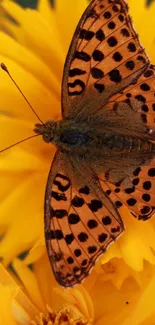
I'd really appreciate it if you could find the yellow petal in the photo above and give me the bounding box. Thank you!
[0,174,45,264]
[0,31,60,97]
[70,287,91,320]
[32,253,61,310]
[101,207,155,272]
[123,272,155,325]
[0,284,18,325]
[2,1,64,82]
[0,264,38,319]
[13,258,45,312]
[78,286,94,322]
[0,116,33,151]
[0,55,60,121]
[55,0,88,55]
[24,241,45,265]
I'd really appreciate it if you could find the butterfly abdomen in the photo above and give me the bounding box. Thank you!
[99,133,155,154]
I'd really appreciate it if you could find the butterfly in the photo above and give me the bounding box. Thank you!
[34,0,155,287]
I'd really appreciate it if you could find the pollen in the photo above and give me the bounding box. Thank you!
[31,306,89,325]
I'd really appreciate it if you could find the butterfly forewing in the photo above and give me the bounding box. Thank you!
[45,151,124,287]
[62,0,149,118]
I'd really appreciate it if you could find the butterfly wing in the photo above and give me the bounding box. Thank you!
[45,150,124,287]
[100,65,155,220]
[109,64,155,134]
[98,156,155,221]
[61,0,149,118]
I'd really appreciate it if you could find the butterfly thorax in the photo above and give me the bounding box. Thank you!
[34,119,154,157]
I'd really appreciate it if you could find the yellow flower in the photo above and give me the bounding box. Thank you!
[0,0,155,323]
[0,0,155,274]
[1,256,155,325]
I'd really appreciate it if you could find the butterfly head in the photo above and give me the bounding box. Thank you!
[34,120,57,143]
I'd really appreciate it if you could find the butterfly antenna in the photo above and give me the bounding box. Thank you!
[1,62,44,125]
[0,134,40,153]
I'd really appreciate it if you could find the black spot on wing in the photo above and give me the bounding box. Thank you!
[107,36,118,47]
[87,219,98,229]
[96,29,105,41]
[78,232,88,242]
[94,83,105,93]
[74,249,82,257]
[98,233,108,243]
[71,196,85,207]
[52,209,68,218]
[54,173,71,192]
[79,186,90,195]
[51,191,67,201]
[148,168,155,177]
[113,52,123,62]
[79,29,95,40]
[92,49,104,62]
[88,199,102,212]
[127,42,136,52]
[125,60,135,70]
[133,167,141,176]
[74,51,91,62]
[121,28,130,37]
[69,68,86,77]
[143,181,151,190]
[68,79,85,96]
[45,229,63,240]
[91,67,104,79]
[68,213,80,224]
[109,69,122,83]
[65,233,74,245]
[88,245,97,254]
[102,216,112,225]
[108,21,116,30]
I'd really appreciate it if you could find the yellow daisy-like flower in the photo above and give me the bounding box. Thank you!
[1,256,155,325]
[0,0,155,323]
[0,0,155,272]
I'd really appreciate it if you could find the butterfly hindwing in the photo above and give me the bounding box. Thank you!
[62,0,149,118]
[109,65,155,135]
[98,155,155,221]
[45,151,124,287]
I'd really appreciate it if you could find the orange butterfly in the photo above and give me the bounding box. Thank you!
[35,0,155,287]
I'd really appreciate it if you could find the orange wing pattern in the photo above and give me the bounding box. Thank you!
[98,157,155,221]
[45,151,124,287]
[62,0,149,118]
[109,64,155,132]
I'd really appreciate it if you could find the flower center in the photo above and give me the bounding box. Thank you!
[31,306,89,325]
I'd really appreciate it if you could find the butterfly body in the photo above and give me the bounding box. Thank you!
[35,113,155,157]
[41,0,155,287]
